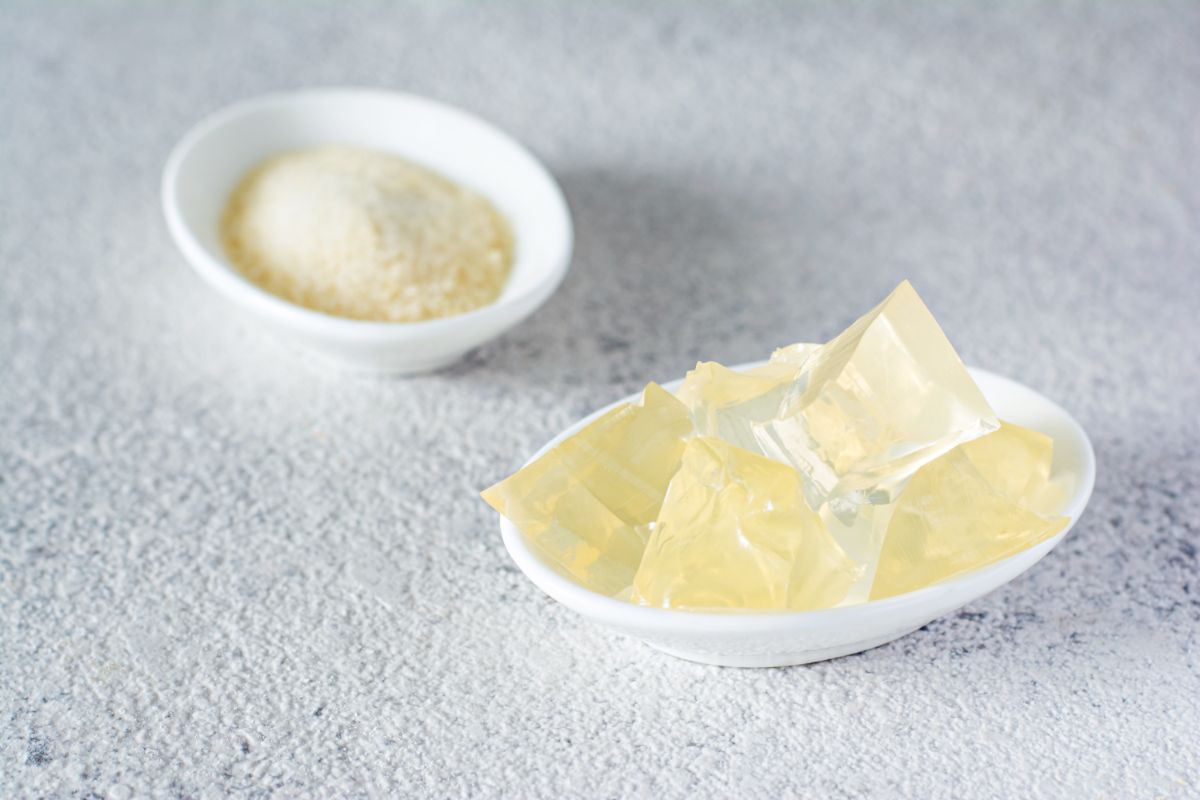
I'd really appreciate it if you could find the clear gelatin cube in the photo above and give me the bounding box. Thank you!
[960,420,1069,516]
[870,421,1069,600]
[481,383,693,597]
[632,437,859,610]
[675,360,799,453]
[753,280,999,506]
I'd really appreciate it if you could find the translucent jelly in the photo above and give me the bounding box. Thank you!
[962,421,1067,516]
[481,383,692,597]
[675,345,821,455]
[753,280,999,507]
[870,421,1069,600]
[676,360,798,453]
[482,279,1075,612]
[631,437,859,610]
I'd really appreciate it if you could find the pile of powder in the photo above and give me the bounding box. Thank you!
[220,145,514,322]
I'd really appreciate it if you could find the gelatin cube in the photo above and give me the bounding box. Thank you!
[497,454,649,596]
[675,360,799,453]
[631,437,860,610]
[960,421,1067,516]
[869,423,1069,600]
[770,342,820,368]
[753,280,999,505]
[481,383,693,597]
[555,383,695,525]
[820,503,896,604]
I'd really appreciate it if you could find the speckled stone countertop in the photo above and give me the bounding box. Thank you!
[3,2,1198,797]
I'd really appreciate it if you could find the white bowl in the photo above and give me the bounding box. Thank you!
[162,88,572,374]
[498,365,1096,667]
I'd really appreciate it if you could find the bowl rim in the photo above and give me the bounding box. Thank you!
[497,364,1097,633]
[161,87,573,340]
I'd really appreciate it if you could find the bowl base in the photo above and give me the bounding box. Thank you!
[292,343,468,376]
[644,627,921,668]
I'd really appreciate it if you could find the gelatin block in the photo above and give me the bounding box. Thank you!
[673,346,821,456]
[870,421,1070,600]
[675,360,799,453]
[482,383,693,597]
[632,437,860,610]
[961,421,1068,516]
[754,280,999,506]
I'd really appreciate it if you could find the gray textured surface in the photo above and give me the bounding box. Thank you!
[3,1,1199,797]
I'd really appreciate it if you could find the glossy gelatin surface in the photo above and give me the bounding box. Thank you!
[753,280,999,507]
[481,383,692,596]
[870,421,1069,600]
[483,281,1076,611]
[632,437,859,610]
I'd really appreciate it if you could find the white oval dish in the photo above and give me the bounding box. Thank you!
[498,365,1096,668]
[162,88,572,374]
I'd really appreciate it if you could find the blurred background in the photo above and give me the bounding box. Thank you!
[2,2,1198,797]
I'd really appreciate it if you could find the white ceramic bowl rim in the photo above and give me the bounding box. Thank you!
[161,87,573,341]
[499,365,1096,634]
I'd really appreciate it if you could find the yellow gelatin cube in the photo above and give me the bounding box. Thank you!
[631,437,860,610]
[870,421,1070,600]
[961,420,1068,516]
[481,383,693,597]
[675,360,799,452]
[754,280,999,505]
[770,341,820,368]
[674,345,821,456]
